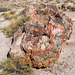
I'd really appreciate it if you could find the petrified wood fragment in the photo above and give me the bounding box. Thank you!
[8,4,72,68]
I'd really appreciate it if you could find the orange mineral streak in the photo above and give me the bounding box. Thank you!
[26,6,44,27]
[22,5,73,68]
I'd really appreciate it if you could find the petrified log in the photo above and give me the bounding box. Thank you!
[8,4,72,68]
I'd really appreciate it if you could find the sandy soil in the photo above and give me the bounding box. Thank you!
[0,32,11,61]
[0,11,75,75]
[0,18,11,61]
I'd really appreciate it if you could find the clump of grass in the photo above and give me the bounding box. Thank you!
[67,6,75,11]
[3,22,19,37]
[0,56,33,75]
[2,13,10,19]
[71,7,75,11]
[9,11,16,15]
[65,0,74,3]
[56,0,60,3]
[2,12,17,20]
[2,15,30,37]
[0,7,10,12]
[67,6,71,10]
[0,27,3,30]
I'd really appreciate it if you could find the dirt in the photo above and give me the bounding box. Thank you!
[0,16,11,61]
[0,32,11,61]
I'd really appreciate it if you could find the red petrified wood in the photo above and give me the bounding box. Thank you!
[9,4,72,68]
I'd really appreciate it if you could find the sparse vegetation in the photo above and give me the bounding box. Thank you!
[67,6,71,10]
[67,6,75,11]
[58,4,75,11]
[0,56,33,75]
[2,21,19,37]
[65,0,75,3]
[56,0,60,3]
[0,7,10,12]
[9,10,16,15]
[2,15,30,37]
[2,11,17,20]
[71,7,75,11]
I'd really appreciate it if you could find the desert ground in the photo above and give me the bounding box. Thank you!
[0,9,75,75]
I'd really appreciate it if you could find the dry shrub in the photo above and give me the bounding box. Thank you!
[0,56,33,75]
[0,7,10,12]
[2,12,17,20]
[2,15,30,37]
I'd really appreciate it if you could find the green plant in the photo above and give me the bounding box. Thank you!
[0,56,33,75]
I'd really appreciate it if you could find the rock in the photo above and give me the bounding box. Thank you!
[8,4,72,68]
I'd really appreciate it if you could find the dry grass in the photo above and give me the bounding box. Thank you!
[0,7,10,12]
[2,11,17,20]
[0,56,33,75]
[2,15,30,37]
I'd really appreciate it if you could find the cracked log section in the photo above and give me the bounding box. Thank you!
[8,4,73,68]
